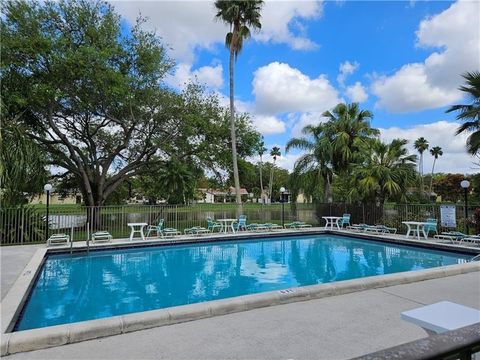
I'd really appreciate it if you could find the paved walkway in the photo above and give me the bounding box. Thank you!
[1,245,479,359]
[1,244,43,300]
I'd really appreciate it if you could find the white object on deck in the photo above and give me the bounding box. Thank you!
[402,221,428,241]
[91,231,112,243]
[322,216,341,230]
[401,301,480,335]
[47,234,70,246]
[127,222,148,241]
[217,219,237,233]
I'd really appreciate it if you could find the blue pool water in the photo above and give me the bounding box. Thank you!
[16,234,470,330]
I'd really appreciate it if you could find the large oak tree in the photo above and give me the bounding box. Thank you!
[1,0,260,211]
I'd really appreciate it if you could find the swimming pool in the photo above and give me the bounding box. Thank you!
[16,234,471,331]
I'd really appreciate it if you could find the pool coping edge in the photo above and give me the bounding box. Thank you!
[2,260,479,356]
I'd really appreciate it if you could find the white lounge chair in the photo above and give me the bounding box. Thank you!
[47,233,70,246]
[184,227,210,236]
[91,231,112,243]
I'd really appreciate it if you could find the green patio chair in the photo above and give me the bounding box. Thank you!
[206,217,222,232]
[424,218,438,237]
[233,215,247,231]
[146,219,164,238]
[339,214,351,228]
[147,219,180,238]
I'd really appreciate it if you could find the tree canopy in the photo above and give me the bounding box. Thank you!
[447,71,480,154]
[1,0,260,207]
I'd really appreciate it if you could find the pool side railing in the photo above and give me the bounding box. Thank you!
[1,203,476,245]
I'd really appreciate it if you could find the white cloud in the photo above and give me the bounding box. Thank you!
[289,111,328,138]
[251,115,286,135]
[254,1,323,51]
[249,146,300,172]
[337,60,359,86]
[214,91,287,137]
[372,1,480,113]
[346,82,368,103]
[112,0,323,63]
[165,63,223,89]
[112,1,224,63]
[379,121,472,174]
[253,62,341,114]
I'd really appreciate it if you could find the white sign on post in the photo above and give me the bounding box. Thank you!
[440,205,456,228]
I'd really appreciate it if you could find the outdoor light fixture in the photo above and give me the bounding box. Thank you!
[460,180,470,234]
[280,187,286,228]
[44,183,53,240]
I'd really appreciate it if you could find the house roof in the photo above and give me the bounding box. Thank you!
[198,187,249,196]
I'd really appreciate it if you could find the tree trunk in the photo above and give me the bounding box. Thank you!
[229,34,241,206]
[429,157,437,198]
[269,159,275,203]
[324,173,333,203]
[259,155,264,204]
[420,152,424,195]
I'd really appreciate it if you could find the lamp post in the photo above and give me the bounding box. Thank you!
[44,183,53,241]
[280,187,286,228]
[460,180,470,234]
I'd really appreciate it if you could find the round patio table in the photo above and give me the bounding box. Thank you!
[402,221,428,241]
[127,222,148,241]
[217,219,238,233]
[322,216,342,230]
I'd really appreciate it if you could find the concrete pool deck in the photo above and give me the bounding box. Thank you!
[1,236,480,359]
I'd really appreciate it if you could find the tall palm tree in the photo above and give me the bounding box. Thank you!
[268,146,281,202]
[414,137,429,194]
[321,103,379,171]
[429,146,443,196]
[285,103,378,203]
[350,138,417,204]
[447,71,480,154]
[257,139,267,203]
[214,0,264,204]
[286,124,334,203]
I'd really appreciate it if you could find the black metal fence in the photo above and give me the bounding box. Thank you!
[0,202,477,245]
[0,203,316,245]
[315,203,477,235]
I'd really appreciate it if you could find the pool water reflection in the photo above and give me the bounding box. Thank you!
[16,234,470,330]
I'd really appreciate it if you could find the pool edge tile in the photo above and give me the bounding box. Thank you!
[168,302,212,324]
[8,324,69,354]
[68,316,123,343]
[1,248,47,334]
[0,333,10,356]
[121,309,171,333]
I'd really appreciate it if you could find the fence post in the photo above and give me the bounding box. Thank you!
[362,203,365,224]
[20,208,25,245]
[175,205,178,229]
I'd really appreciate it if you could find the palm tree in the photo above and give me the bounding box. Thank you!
[257,139,267,204]
[286,124,334,202]
[268,146,281,202]
[285,103,378,203]
[214,0,264,204]
[0,120,47,206]
[447,71,480,154]
[429,146,443,196]
[158,159,194,204]
[349,138,417,204]
[414,137,429,194]
[321,103,379,171]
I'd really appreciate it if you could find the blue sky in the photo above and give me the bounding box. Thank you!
[113,0,479,174]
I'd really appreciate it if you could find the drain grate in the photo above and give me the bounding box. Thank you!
[279,289,296,294]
